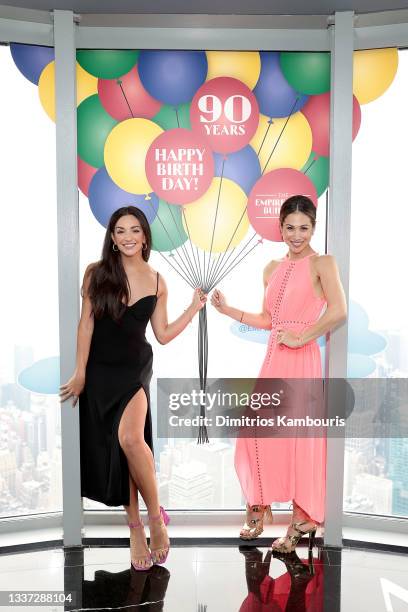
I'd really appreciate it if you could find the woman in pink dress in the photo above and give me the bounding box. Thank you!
[211,195,347,553]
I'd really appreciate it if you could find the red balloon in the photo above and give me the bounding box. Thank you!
[145,128,214,205]
[98,64,162,121]
[78,156,97,197]
[190,77,259,154]
[247,168,317,242]
[301,92,361,157]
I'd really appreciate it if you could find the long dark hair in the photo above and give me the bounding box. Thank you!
[84,206,152,322]
[279,195,317,227]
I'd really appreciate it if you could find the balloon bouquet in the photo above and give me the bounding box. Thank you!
[10,45,398,442]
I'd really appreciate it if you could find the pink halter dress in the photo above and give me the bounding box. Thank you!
[234,252,327,523]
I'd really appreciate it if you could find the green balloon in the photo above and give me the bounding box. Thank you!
[301,152,329,197]
[77,95,118,167]
[76,50,139,79]
[151,200,188,252]
[280,52,331,95]
[152,103,191,131]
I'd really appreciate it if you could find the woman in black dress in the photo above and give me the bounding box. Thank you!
[59,205,206,570]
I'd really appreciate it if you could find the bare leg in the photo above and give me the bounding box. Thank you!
[118,387,169,562]
[123,473,151,569]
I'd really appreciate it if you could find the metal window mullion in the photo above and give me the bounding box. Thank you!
[324,11,354,548]
[54,9,82,547]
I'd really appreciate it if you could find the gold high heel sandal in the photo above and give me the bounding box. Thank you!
[271,520,317,554]
[239,504,273,540]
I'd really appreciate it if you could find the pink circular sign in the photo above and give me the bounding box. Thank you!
[145,128,214,205]
[190,77,260,154]
[247,169,318,242]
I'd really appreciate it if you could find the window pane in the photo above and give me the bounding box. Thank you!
[345,47,407,518]
[0,44,61,518]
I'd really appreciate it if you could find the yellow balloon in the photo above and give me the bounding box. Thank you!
[205,51,261,90]
[250,112,312,175]
[182,177,248,252]
[353,48,398,104]
[104,118,163,194]
[76,63,99,105]
[38,61,98,121]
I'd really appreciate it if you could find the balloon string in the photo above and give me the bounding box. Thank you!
[154,248,195,288]
[197,305,209,444]
[166,202,201,287]
[304,157,317,175]
[206,205,247,290]
[146,200,197,287]
[116,79,134,118]
[261,96,300,175]
[205,252,222,293]
[207,232,258,292]
[175,107,180,128]
[204,159,225,288]
[179,205,202,286]
[257,119,272,157]
[208,234,262,292]
[206,204,248,290]
[181,206,204,287]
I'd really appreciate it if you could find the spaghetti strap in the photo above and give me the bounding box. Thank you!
[156,271,159,296]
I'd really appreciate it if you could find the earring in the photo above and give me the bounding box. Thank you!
[112,243,119,251]
[142,243,147,251]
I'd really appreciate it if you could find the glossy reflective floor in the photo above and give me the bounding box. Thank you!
[0,541,407,611]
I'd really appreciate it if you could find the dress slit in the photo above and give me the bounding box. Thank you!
[108,384,154,507]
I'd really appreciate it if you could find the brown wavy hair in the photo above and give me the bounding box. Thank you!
[84,206,152,322]
[279,195,317,227]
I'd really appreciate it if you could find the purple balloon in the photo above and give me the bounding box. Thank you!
[138,50,208,106]
[88,168,159,228]
[10,43,54,85]
[254,52,309,118]
[213,146,261,195]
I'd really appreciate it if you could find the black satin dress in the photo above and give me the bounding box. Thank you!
[79,272,159,507]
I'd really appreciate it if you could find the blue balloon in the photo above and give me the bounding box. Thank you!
[18,356,60,394]
[89,168,159,228]
[253,52,308,118]
[10,43,54,85]
[138,50,208,106]
[214,146,261,195]
[347,301,386,355]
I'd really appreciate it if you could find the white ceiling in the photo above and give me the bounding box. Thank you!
[1,0,408,15]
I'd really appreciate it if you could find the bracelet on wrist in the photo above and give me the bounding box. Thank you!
[240,311,244,323]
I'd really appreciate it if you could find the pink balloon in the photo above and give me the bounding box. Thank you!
[301,92,361,157]
[190,77,259,154]
[247,168,318,242]
[98,64,162,121]
[78,156,97,197]
[145,128,214,205]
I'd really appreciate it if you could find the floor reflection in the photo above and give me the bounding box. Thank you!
[0,540,406,611]
[80,564,170,611]
[239,546,324,611]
